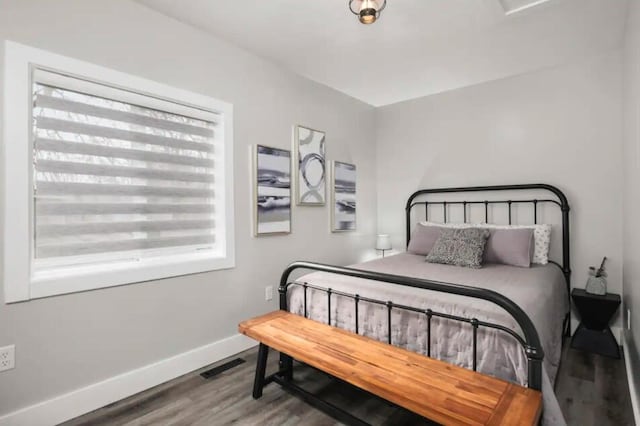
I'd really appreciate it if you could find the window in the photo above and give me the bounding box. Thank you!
[4,41,234,302]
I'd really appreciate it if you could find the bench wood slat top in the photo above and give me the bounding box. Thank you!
[239,310,542,426]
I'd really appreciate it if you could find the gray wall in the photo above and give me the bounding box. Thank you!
[623,0,640,413]
[0,0,377,415]
[375,51,624,330]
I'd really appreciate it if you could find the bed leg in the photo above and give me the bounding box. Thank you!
[279,353,293,381]
[253,343,269,399]
[528,357,543,392]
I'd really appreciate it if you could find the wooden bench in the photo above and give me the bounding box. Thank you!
[239,310,542,426]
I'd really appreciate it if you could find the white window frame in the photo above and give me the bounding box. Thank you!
[3,41,235,303]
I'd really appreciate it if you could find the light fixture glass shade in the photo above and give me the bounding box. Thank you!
[376,234,392,250]
[359,0,379,12]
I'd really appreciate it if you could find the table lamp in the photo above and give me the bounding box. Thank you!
[376,234,392,257]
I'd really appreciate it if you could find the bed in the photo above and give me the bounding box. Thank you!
[278,184,571,425]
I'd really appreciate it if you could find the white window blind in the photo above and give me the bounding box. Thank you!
[5,42,233,302]
[32,69,219,272]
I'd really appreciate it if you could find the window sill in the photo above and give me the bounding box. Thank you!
[19,251,235,302]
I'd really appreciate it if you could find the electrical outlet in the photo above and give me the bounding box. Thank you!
[0,345,15,372]
[265,286,273,301]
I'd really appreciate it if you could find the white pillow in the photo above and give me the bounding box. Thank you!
[419,221,552,265]
[419,221,472,229]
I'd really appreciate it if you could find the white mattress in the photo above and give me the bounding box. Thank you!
[287,253,569,425]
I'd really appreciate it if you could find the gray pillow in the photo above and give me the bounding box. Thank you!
[484,228,534,268]
[407,224,443,255]
[425,228,490,268]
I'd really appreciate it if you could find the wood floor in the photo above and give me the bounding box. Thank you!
[63,340,634,426]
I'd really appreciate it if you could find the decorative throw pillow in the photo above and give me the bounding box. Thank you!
[476,224,551,265]
[417,221,552,264]
[425,228,490,268]
[530,224,552,265]
[484,228,534,268]
[407,223,443,255]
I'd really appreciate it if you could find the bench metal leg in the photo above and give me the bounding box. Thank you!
[272,374,370,426]
[279,353,293,381]
[252,343,269,399]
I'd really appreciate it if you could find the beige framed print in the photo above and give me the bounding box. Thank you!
[254,145,291,236]
[294,125,326,205]
[331,161,356,232]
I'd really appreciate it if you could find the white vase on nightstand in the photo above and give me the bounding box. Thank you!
[585,271,607,296]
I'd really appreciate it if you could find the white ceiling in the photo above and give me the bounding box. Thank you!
[136,0,628,107]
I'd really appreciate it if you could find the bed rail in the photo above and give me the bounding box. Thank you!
[279,261,544,391]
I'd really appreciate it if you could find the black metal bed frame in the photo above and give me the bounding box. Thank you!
[405,183,571,311]
[255,183,570,425]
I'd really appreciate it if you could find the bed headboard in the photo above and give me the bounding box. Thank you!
[405,184,571,323]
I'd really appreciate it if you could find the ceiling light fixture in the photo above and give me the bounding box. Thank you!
[349,0,387,25]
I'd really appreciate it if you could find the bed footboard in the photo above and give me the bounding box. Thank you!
[278,261,544,391]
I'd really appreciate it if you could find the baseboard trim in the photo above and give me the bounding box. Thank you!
[0,334,257,426]
[623,330,640,426]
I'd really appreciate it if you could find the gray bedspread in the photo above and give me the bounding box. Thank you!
[287,253,569,425]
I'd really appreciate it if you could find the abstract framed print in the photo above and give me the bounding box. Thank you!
[294,125,326,205]
[331,161,356,232]
[254,145,291,236]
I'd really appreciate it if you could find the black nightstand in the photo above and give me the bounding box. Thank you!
[571,288,621,358]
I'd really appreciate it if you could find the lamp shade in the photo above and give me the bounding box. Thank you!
[375,234,392,251]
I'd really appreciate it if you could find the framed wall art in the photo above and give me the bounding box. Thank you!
[294,125,326,205]
[331,161,356,232]
[253,145,291,236]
